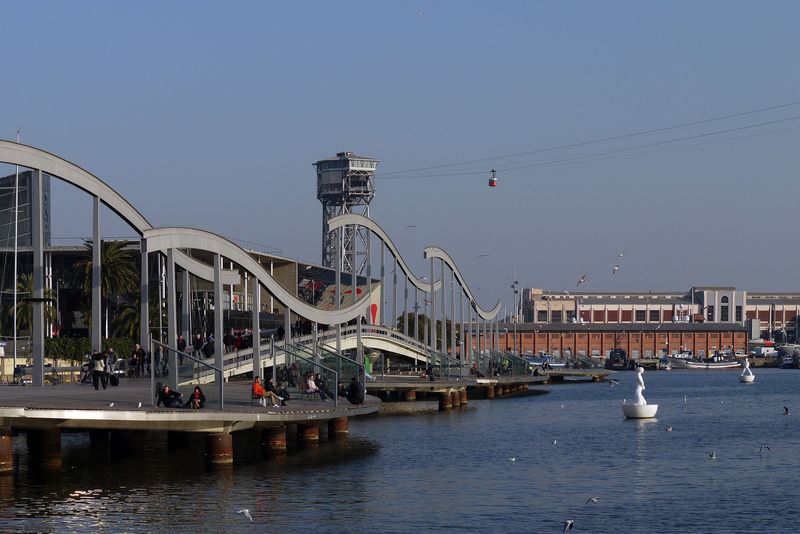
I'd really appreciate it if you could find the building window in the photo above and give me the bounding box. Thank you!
[537,310,547,322]
[551,311,562,323]
[735,306,743,322]
[707,305,714,322]
[566,310,576,322]
[720,305,729,322]
[635,310,646,322]
[649,310,660,322]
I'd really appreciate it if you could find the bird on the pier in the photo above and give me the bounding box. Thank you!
[137,402,142,408]
[576,274,588,286]
[108,402,114,407]
[562,519,575,533]
[612,264,620,275]
[784,406,790,416]
[759,444,771,454]
[709,451,717,459]
[665,426,673,432]
[586,496,599,504]
[238,509,254,522]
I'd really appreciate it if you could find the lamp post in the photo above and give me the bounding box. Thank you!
[511,280,519,355]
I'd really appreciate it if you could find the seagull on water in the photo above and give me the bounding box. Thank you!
[552,439,558,445]
[562,519,575,533]
[784,407,790,416]
[586,496,599,504]
[665,426,673,432]
[508,457,516,462]
[608,379,620,387]
[238,509,254,522]
[759,444,771,454]
[709,451,717,459]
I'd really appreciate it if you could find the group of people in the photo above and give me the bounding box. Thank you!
[85,347,119,390]
[252,376,288,407]
[156,383,206,409]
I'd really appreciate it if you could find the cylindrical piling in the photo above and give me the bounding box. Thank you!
[404,390,417,402]
[485,386,495,399]
[0,428,12,474]
[27,428,62,470]
[438,392,452,411]
[328,417,349,439]
[205,432,234,466]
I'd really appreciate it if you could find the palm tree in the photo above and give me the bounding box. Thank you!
[75,239,139,337]
[112,296,166,340]
[8,273,57,334]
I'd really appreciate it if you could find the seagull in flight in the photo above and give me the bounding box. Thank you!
[562,519,574,533]
[665,426,673,432]
[612,264,620,275]
[405,224,416,228]
[238,509,254,522]
[576,274,588,286]
[477,253,490,258]
[586,496,599,504]
[617,249,627,258]
[608,378,620,387]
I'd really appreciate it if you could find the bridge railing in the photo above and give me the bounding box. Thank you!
[494,350,532,377]
[153,339,225,410]
[282,345,339,407]
[288,342,364,391]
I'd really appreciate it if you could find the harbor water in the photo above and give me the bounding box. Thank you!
[2,369,800,533]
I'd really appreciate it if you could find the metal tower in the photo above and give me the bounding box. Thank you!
[315,151,379,275]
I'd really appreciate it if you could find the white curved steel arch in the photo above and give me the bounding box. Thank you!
[328,214,441,293]
[143,227,369,325]
[423,246,500,321]
[0,140,238,285]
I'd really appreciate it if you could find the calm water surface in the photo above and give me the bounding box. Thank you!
[2,369,800,533]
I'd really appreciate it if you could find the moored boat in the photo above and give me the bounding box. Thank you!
[668,357,742,370]
[605,348,630,370]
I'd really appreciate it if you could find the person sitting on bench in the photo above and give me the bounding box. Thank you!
[346,376,365,405]
[252,377,282,407]
[156,384,184,408]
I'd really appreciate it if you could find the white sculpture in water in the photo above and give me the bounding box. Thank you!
[622,366,658,419]
[740,357,755,383]
[634,366,647,405]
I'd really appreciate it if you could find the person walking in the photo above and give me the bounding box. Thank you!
[193,333,203,359]
[177,334,187,365]
[91,352,108,390]
[132,343,146,377]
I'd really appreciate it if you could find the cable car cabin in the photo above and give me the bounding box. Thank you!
[488,169,498,187]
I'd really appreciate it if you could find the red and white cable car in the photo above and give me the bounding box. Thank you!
[488,169,498,187]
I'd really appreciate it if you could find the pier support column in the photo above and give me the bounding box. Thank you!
[438,392,452,411]
[27,428,62,471]
[0,427,12,474]
[328,417,349,439]
[266,426,287,452]
[403,390,416,402]
[300,423,320,443]
[485,386,495,399]
[450,391,460,408]
[459,389,468,405]
[205,433,233,466]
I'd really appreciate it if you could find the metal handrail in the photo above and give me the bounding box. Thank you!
[152,339,225,410]
[288,342,363,393]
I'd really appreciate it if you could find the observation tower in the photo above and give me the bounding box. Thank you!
[314,151,379,275]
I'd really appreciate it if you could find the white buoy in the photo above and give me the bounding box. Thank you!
[623,367,658,419]
[740,357,755,383]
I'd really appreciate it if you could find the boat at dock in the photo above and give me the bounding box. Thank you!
[604,348,631,371]
[668,355,742,370]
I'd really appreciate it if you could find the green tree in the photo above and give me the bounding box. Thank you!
[75,239,139,337]
[112,296,167,341]
[8,272,57,334]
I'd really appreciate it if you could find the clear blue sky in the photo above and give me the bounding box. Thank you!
[2,1,799,311]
